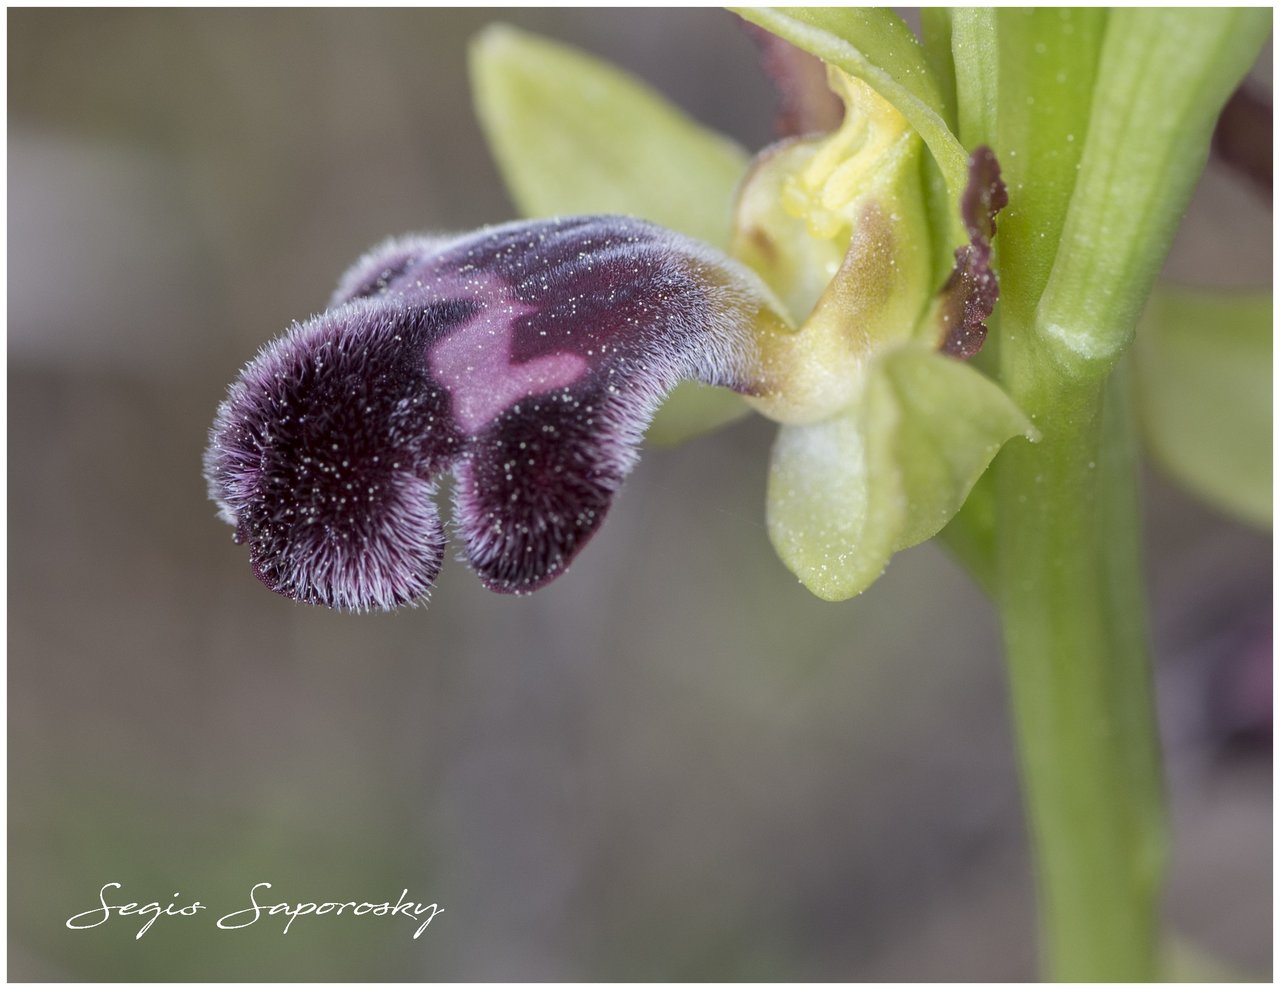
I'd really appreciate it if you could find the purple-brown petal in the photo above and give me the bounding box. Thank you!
[204,301,467,610]
[741,21,844,138]
[205,215,777,609]
[454,395,631,593]
[1212,83,1271,198]
[936,146,1008,360]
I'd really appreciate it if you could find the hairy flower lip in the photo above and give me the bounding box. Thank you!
[205,296,461,611]
[206,215,789,611]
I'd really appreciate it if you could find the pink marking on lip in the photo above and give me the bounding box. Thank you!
[427,273,588,434]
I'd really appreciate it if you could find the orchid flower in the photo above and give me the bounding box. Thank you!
[205,7,1270,982]
[206,24,1031,611]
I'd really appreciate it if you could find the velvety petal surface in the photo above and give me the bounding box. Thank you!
[206,215,787,609]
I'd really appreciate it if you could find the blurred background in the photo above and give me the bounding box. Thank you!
[8,9,1271,980]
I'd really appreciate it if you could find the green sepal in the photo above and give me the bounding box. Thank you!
[469,24,748,247]
[767,345,1033,600]
[1135,287,1272,528]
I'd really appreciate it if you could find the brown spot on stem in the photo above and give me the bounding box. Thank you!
[936,147,1008,359]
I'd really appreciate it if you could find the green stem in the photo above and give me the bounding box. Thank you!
[994,344,1167,980]
[979,11,1265,977]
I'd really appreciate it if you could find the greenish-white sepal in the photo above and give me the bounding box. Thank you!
[469,23,748,249]
[767,344,1033,600]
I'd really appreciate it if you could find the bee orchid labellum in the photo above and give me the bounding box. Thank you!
[205,216,791,610]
